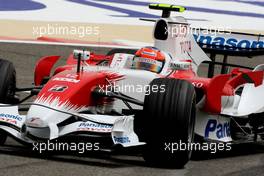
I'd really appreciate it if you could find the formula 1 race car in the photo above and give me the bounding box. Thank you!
[0,4,264,168]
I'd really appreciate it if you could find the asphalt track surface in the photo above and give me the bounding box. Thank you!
[0,42,264,176]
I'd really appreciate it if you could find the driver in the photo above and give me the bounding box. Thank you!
[131,47,165,73]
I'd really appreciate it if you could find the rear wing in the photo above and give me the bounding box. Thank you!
[194,29,264,56]
[193,30,264,77]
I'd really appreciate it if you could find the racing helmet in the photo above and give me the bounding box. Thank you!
[131,47,165,73]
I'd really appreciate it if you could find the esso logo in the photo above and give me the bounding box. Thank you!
[192,82,203,88]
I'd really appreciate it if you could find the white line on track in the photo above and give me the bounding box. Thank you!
[0,39,139,49]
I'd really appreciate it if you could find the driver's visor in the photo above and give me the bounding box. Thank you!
[132,57,163,73]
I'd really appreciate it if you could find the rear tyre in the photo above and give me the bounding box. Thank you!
[0,59,16,145]
[0,58,16,103]
[142,78,196,168]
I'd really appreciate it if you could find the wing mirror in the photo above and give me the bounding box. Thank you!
[73,50,91,61]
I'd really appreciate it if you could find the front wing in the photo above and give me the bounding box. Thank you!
[0,104,144,147]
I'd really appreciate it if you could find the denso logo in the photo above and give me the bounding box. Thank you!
[194,34,264,49]
[53,77,80,83]
[205,119,231,139]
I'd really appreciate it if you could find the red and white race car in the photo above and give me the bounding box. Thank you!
[0,4,264,168]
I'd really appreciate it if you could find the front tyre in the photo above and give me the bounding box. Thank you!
[142,78,196,168]
[0,130,7,145]
[0,59,16,145]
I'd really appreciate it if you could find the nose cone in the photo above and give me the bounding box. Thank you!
[25,106,67,139]
[25,117,48,128]
[26,104,73,128]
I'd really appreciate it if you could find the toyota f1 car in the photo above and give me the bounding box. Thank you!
[0,4,264,168]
